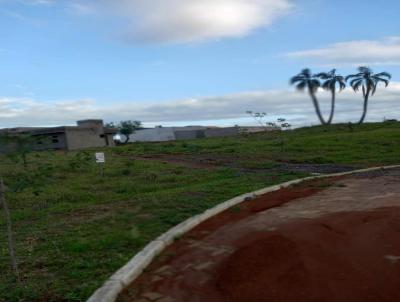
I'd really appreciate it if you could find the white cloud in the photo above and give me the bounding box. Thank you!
[18,0,55,5]
[285,37,400,66]
[69,0,293,43]
[1,83,399,128]
[66,2,97,15]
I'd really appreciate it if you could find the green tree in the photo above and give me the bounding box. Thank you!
[246,111,268,128]
[290,69,326,125]
[315,69,346,124]
[109,120,143,144]
[0,133,42,167]
[346,66,391,124]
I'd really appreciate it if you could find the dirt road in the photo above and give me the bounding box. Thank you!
[118,169,400,302]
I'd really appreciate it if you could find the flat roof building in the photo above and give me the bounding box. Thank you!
[127,126,277,142]
[0,120,117,152]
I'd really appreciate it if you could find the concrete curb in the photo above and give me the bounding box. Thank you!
[87,164,400,302]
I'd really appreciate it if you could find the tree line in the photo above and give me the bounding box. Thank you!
[291,66,392,125]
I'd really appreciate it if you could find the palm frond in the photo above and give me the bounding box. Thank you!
[352,79,363,92]
[350,78,363,87]
[295,82,307,91]
[308,79,320,92]
[346,74,361,81]
[358,66,372,73]
[290,76,304,84]
[375,72,391,79]
[315,72,330,79]
[321,80,331,90]
[368,78,377,95]
[311,78,320,86]
[338,81,346,91]
[301,68,312,76]
[373,77,390,87]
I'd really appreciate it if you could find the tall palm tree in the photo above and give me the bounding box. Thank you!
[290,69,326,125]
[346,66,391,124]
[315,69,346,124]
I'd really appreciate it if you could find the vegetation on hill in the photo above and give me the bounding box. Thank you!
[1,121,400,302]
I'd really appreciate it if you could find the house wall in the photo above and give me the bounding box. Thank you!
[65,128,107,150]
[33,133,68,151]
[77,120,104,130]
[105,134,115,147]
[1,120,115,152]
[127,126,255,142]
[128,128,176,142]
[173,126,210,132]
[174,130,205,140]
[204,127,240,138]
[0,133,68,154]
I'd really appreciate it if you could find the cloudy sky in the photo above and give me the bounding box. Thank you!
[0,0,399,128]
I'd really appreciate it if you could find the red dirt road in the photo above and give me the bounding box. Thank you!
[118,169,400,302]
[218,208,400,302]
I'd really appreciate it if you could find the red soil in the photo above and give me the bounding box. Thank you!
[118,175,400,302]
[217,207,400,302]
[191,179,336,238]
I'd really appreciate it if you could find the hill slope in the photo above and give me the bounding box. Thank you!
[0,121,399,302]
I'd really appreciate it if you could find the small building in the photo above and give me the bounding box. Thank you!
[127,126,213,142]
[127,126,276,142]
[0,120,117,152]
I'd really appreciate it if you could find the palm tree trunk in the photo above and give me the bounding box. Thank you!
[327,88,335,124]
[0,179,20,283]
[309,90,326,125]
[358,88,370,124]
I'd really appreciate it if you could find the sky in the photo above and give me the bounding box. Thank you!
[1,0,400,128]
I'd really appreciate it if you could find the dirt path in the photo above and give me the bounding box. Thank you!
[118,169,400,302]
[125,154,358,174]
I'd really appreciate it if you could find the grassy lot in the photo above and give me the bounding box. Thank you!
[1,121,400,302]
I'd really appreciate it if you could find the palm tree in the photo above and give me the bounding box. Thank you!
[315,69,346,124]
[290,69,326,125]
[346,66,391,124]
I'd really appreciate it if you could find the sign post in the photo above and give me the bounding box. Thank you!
[95,152,105,176]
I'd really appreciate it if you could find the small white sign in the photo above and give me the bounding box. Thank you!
[95,152,105,163]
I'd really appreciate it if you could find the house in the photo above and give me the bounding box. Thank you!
[127,126,276,142]
[126,126,214,142]
[0,120,117,152]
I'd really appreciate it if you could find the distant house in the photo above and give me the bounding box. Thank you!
[126,126,210,142]
[0,120,117,152]
[127,126,276,142]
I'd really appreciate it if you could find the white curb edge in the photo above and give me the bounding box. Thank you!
[87,164,400,302]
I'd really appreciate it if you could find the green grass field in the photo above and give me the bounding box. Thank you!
[1,121,400,302]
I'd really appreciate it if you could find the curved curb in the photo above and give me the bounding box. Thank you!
[87,164,400,302]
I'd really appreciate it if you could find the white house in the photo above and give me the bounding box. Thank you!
[124,126,276,143]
